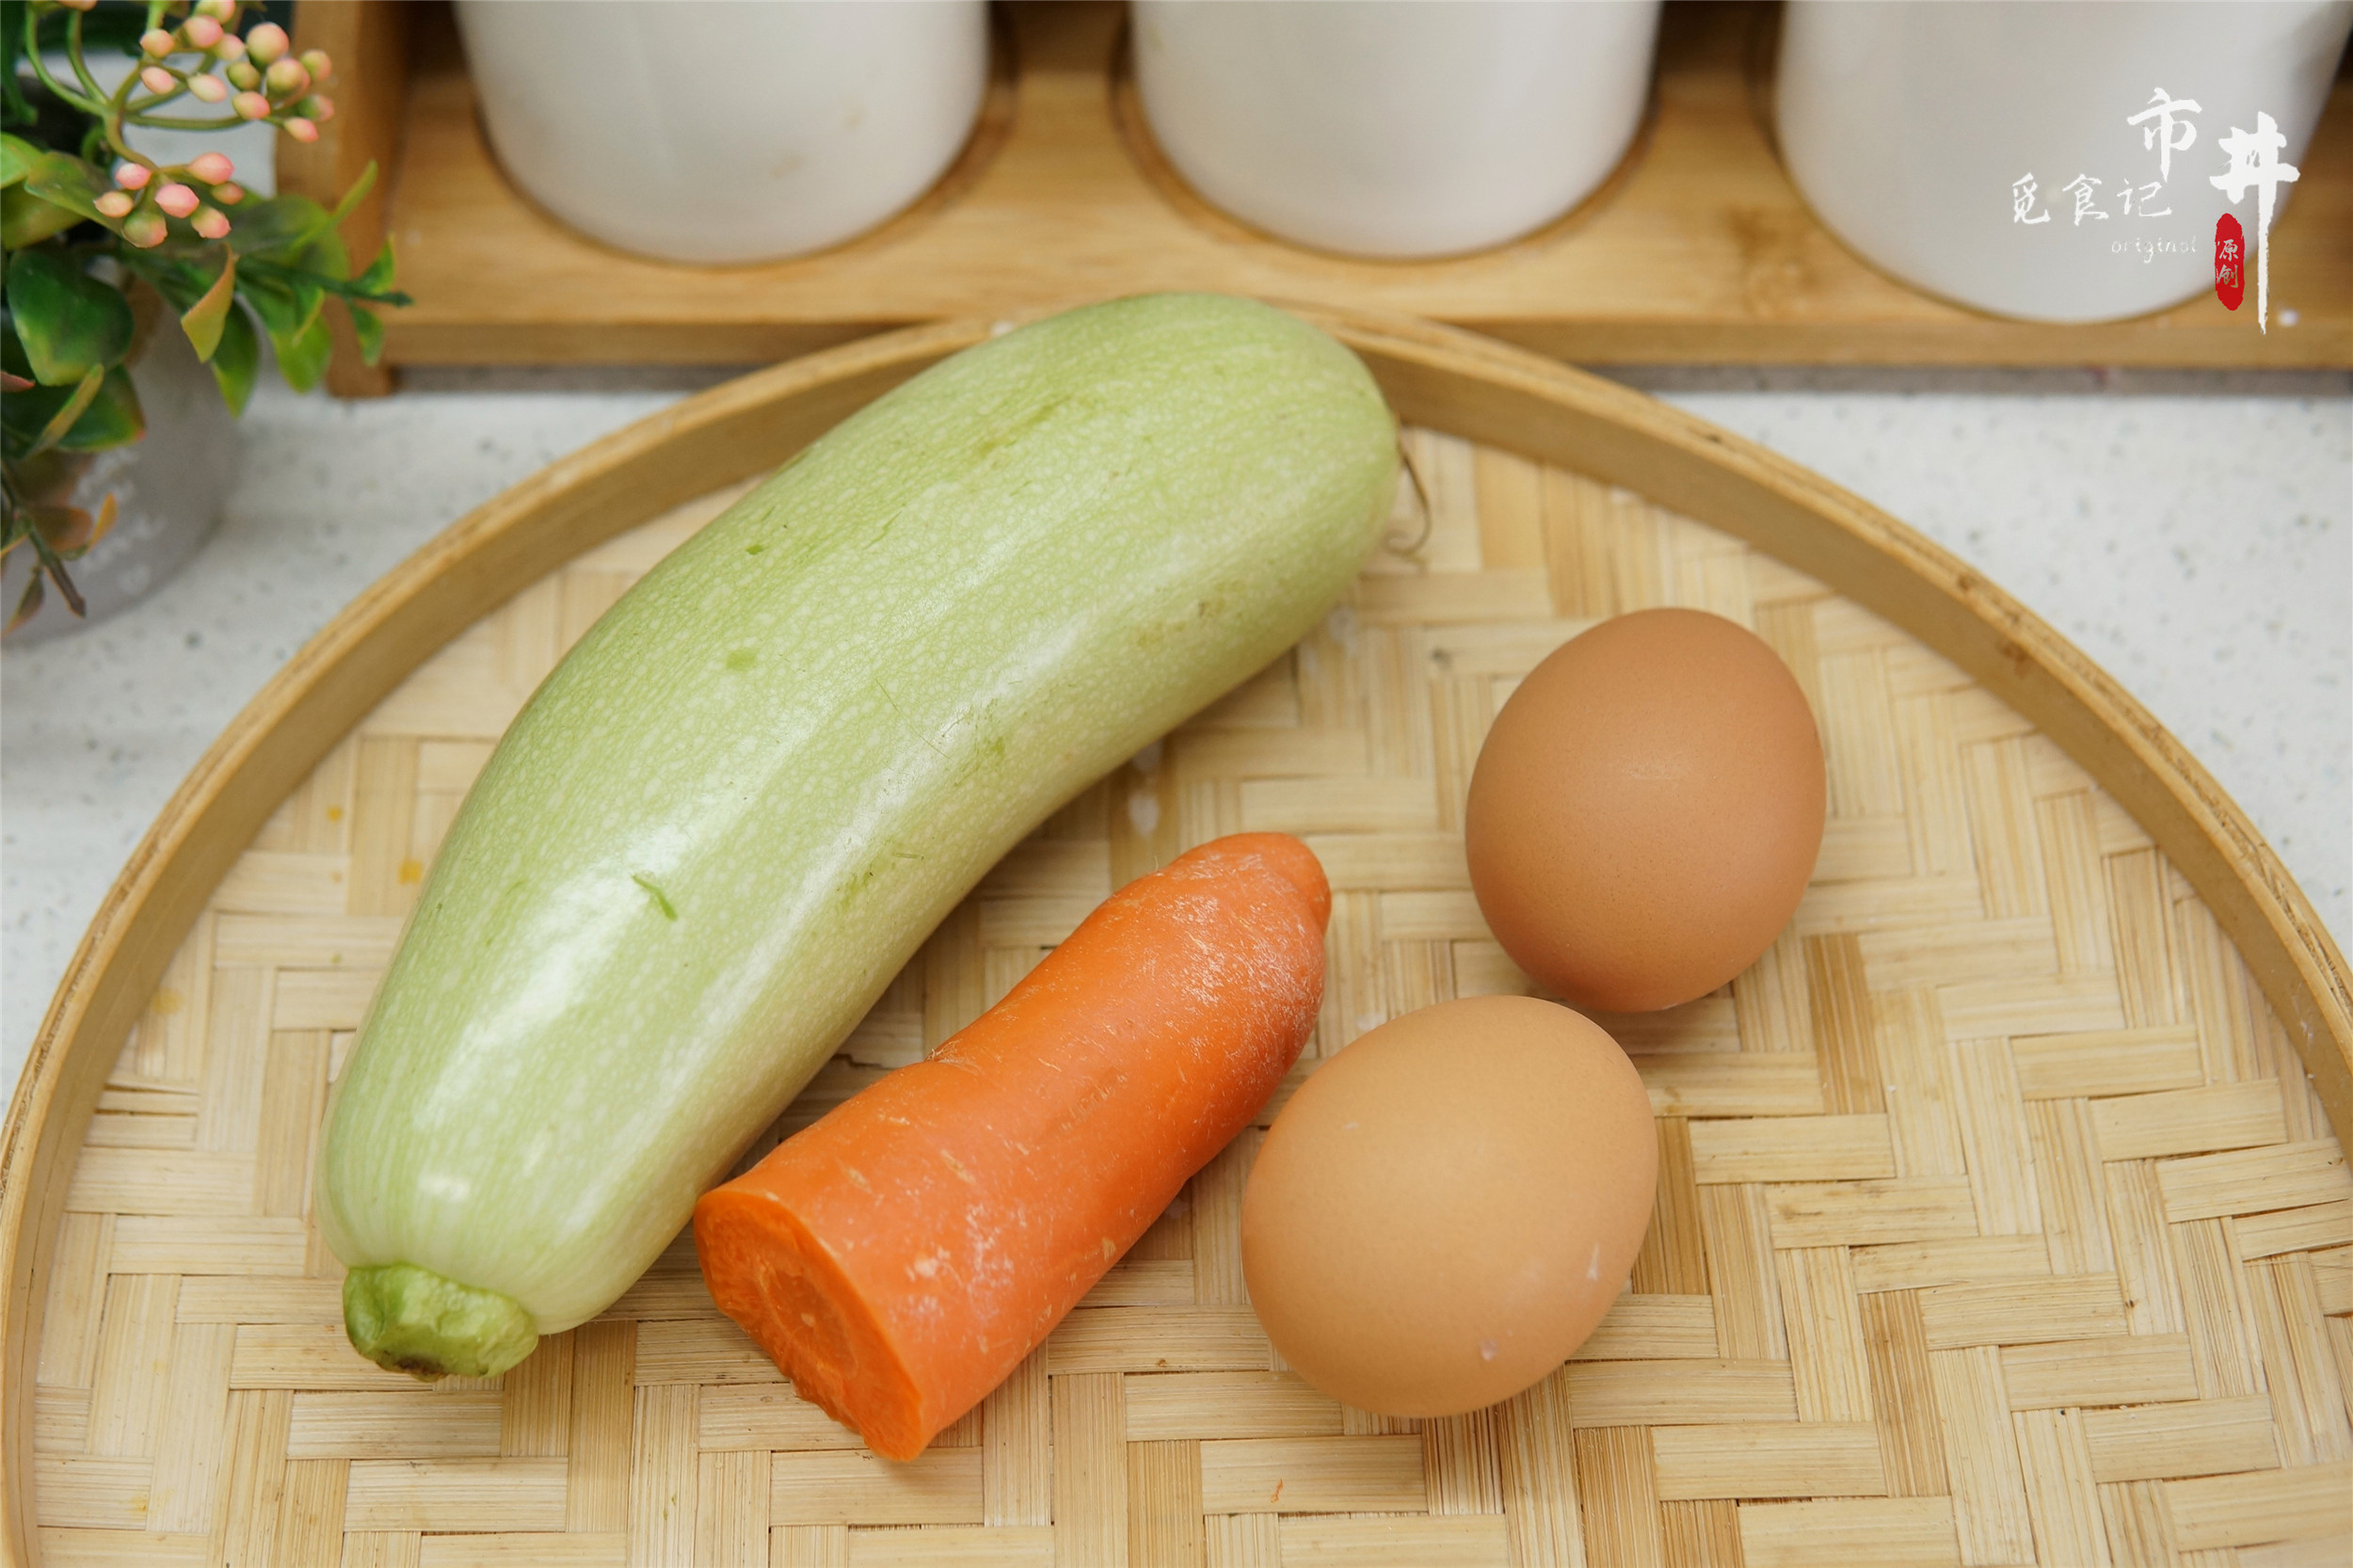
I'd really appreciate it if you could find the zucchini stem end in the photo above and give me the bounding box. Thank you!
[343,1262,539,1380]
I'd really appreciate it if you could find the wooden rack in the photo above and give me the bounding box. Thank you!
[282,0,2352,394]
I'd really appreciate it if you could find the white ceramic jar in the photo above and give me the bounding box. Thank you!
[1777,1,2353,323]
[1133,0,1661,260]
[456,0,989,264]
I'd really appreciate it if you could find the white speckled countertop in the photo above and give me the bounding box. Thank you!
[4,363,2348,1115]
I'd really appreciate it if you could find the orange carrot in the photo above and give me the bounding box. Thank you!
[693,833,1331,1459]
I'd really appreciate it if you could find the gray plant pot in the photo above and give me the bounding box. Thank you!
[3,318,239,644]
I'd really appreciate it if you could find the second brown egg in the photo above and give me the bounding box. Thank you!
[1464,608,1825,1013]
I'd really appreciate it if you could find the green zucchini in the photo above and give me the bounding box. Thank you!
[316,295,1399,1378]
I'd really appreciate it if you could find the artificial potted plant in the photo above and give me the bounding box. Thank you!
[1,0,406,633]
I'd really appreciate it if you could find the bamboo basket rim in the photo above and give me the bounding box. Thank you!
[3,303,2346,1567]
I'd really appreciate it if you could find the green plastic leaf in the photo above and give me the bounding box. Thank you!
[114,248,222,313]
[238,264,325,344]
[1,184,81,247]
[5,249,134,384]
[350,301,383,366]
[70,6,156,59]
[27,364,104,454]
[5,568,47,636]
[5,360,147,460]
[2,321,49,453]
[54,364,143,451]
[274,308,334,393]
[223,192,335,259]
[21,150,119,232]
[14,526,88,622]
[181,251,237,361]
[354,238,395,296]
[1,1,30,130]
[31,493,115,559]
[328,160,379,229]
[295,223,349,283]
[1,132,36,188]
[0,383,67,462]
[3,402,52,460]
[209,303,260,416]
[1,315,32,379]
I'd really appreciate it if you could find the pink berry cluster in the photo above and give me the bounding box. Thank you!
[93,0,337,249]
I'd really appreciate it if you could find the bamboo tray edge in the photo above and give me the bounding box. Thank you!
[4,306,2349,1565]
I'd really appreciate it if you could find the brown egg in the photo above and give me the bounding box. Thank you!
[1241,996,1655,1417]
[1465,607,1824,1013]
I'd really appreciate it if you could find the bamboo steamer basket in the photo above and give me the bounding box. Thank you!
[3,311,2348,1568]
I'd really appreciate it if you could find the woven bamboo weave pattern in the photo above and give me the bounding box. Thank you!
[31,429,2353,1566]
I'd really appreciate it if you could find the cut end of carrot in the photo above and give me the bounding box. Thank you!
[694,1187,931,1460]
